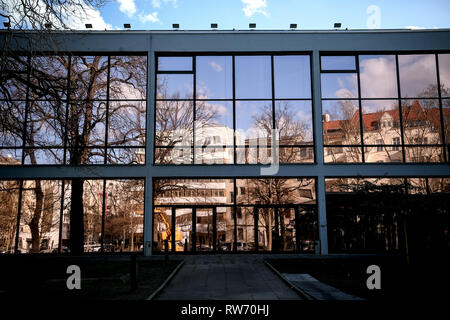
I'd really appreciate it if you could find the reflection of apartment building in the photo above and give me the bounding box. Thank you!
[323,100,448,163]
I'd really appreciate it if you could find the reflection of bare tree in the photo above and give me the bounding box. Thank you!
[0,181,19,253]
[0,55,146,253]
[155,78,218,164]
[252,102,311,163]
[237,178,314,251]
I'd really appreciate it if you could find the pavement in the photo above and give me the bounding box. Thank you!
[155,254,302,300]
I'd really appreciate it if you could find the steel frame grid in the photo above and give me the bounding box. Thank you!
[1,30,449,256]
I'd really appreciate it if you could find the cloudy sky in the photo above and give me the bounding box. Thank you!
[32,0,450,30]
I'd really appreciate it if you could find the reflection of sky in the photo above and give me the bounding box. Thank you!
[276,100,313,141]
[236,101,271,142]
[157,74,193,98]
[322,100,358,120]
[198,101,233,128]
[235,56,272,99]
[399,55,437,98]
[274,56,311,98]
[321,73,358,98]
[196,56,232,99]
[321,56,355,70]
[359,55,397,98]
[158,57,192,71]
[439,54,450,95]
[361,100,398,114]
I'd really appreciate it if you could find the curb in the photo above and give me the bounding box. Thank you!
[147,259,185,300]
[263,260,316,301]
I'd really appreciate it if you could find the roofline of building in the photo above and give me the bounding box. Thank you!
[1,28,450,35]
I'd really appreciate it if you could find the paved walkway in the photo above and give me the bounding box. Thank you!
[155,255,301,300]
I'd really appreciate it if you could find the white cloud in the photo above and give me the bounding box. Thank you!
[68,5,114,30]
[118,0,137,17]
[209,61,223,72]
[241,0,269,18]
[139,12,159,23]
[152,0,178,8]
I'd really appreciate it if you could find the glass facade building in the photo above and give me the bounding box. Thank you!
[0,29,448,255]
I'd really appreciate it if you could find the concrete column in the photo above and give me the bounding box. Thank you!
[312,50,328,255]
[144,37,154,256]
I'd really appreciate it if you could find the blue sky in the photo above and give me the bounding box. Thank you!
[90,0,450,30]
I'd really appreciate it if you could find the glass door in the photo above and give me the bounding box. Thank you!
[175,208,193,252]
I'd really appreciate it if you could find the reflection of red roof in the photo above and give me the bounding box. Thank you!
[323,100,447,134]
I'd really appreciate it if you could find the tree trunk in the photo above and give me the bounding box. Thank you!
[29,180,44,253]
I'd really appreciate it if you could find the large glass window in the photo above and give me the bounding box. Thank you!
[155,54,314,164]
[326,177,449,254]
[0,54,147,165]
[321,53,448,163]
[0,178,144,254]
[153,178,317,253]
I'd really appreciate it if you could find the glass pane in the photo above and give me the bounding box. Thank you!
[157,74,193,99]
[70,56,108,100]
[65,148,105,165]
[321,73,358,98]
[23,148,64,165]
[279,147,314,163]
[175,208,193,252]
[322,100,360,145]
[235,100,272,146]
[359,55,398,98]
[107,147,145,164]
[60,180,71,253]
[155,100,193,147]
[235,56,271,99]
[438,54,450,97]
[108,101,146,146]
[154,147,193,165]
[153,207,172,252]
[0,56,28,100]
[26,100,65,147]
[274,55,311,98]
[0,180,20,254]
[0,100,25,147]
[196,56,232,99]
[236,207,255,251]
[196,208,213,251]
[398,54,438,98]
[236,178,316,205]
[195,100,233,144]
[321,56,356,70]
[30,56,68,100]
[103,179,144,252]
[275,100,313,145]
[195,146,233,165]
[216,207,234,252]
[325,178,403,253]
[296,206,318,253]
[109,56,147,100]
[19,180,62,253]
[361,100,403,163]
[158,56,192,71]
[324,147,363,163]
[402,99,442,144]
[83,180,104,253]
[66,101,107,148]
[0,149,22,165]
[257,207,274,251]
[154,179,234,206]
[405,146,443,163]
[278,208,296,251]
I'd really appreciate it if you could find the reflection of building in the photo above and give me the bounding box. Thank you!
[323,100,448,163]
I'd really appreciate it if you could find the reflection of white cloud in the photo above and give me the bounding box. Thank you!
[336,88,355,99]
[362,100,398,113]
[241,0,269,18]
[209,61,223,72]
[204,102,230,116]
[398,54,436,97]
[360,56,397,98]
